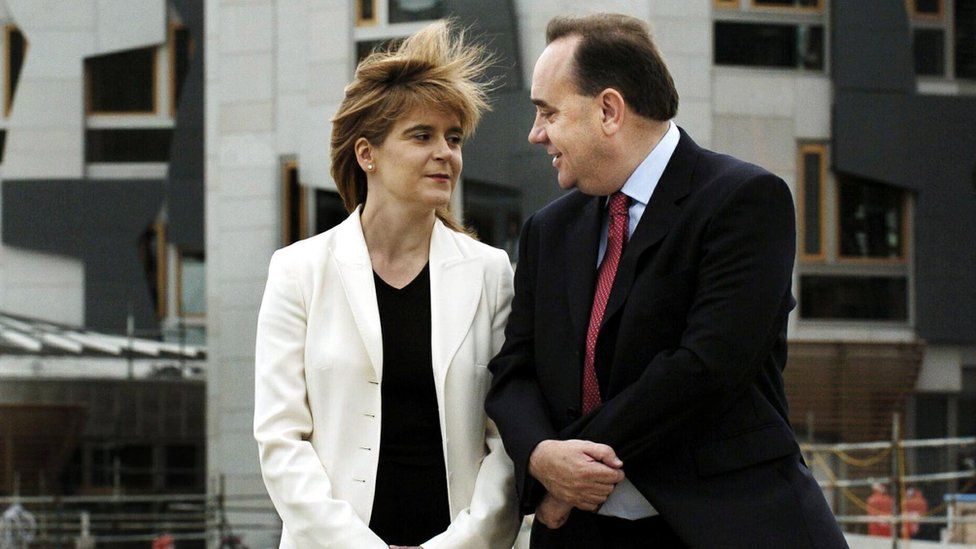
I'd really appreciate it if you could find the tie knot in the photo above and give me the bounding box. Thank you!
[609,192,629,217]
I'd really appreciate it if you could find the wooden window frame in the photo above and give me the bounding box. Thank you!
[4,24,26,118]
[356,0,378,27]
[907,0,944,22]
[85,47,160,116]
[176,249,205,318]
[281,160,308,246]
[798,143,828,262]
[155,220,167,319]
[714,0,740,8]
[835,182,910,265]
[749,0,825,13]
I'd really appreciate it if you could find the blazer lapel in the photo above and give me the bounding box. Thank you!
[601,129,700,327]
[566,195,602,349]
[331,208,384,381]
[429,220,483,387]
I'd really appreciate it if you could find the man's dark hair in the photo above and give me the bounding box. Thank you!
[546,13,678,121]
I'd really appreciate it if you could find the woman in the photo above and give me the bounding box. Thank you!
[253,21,519,549]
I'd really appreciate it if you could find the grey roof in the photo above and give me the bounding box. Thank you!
[0,312,205,359]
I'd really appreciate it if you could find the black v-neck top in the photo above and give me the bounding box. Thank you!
[368,264,450,545]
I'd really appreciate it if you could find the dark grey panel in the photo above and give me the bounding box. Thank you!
[464,90,566,216]
[448,0,522,90]
[832,0,976,343]
[831,0,914,92]
[2,179,165,333]
[167,0,204,250]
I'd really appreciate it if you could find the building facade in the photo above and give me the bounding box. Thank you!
[0,0,973,546]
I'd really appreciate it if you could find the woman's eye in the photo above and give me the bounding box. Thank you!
[414,133,430,141]
[448,135,463,145]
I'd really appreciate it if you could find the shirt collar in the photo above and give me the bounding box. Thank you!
[614,121,680,208]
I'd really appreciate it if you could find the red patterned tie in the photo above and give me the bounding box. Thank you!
[582,192,630,415]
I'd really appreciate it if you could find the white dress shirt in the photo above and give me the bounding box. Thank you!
[595,120,680,520]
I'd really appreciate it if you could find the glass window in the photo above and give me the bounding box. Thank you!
[914,29,946,76]
[714,22,824,70]
[85,129,173,162]
[800,275,908,320]
[315,189,348,235]
[388,0,444,24]
[86,47,156,113]
[179,251,205,317]
[800,146,825,258]
[838,176,906,259]
[462,180,521,262]
[165,445,200,489]
[914,0,942,16]
[956,0,976,79]
[5,25,25,117]
[357,0,377,26]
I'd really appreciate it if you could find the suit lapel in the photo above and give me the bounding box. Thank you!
[331,209,384,381]
[566,195,603,350]
[429,220,482,389]
[601,129,699,327]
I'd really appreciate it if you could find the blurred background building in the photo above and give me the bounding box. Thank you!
[0,0,973,546]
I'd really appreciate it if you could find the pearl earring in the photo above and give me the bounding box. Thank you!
[367,163,374,171]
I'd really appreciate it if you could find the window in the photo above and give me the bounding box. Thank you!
[4,25,25,117]
[138,219,167,319]
[795,144,913,322]
[355,38,400,63]
[799,144,826,260]
[85,47,157,113]
[714,22,824,70]
[314,189,348,235]
[837,175,906,260]
[281,160,307,246]
[388,0,444,24]
[85,129,172,162]
[752,0,822,9]
[357,0,377,26]
[911,0,976,79]
[462,180,521,262]
[178,251,205,317]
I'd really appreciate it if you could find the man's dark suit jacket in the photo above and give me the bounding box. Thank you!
[486,129,847,548]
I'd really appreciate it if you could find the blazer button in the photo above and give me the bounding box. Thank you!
[566,406,580,420]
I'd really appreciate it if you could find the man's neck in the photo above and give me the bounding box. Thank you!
[606,119,670,193]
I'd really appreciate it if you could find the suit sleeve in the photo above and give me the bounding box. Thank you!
[485,214,559,515]
[424,252,520,549]
[253,250,387,549]
[566,174,797,464]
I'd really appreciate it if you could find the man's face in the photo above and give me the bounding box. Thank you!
[528,37,606,194]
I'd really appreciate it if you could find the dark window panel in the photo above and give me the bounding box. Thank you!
[802,151,822,256]
[356,38,400,63]
[913,29,946,76]
[6,26,26,116]
[86,47,155,112]
[85,129,173,162]
[956,0,976,79]
[754,0,820,7]
[462,180,521,262]
[714,22,824,70]
[0,130,6,163]
[838,175,906,259]
[800,275,908,320]
[388,0,444,24]
[179,251,205,316]
[914,0,941,14]
[358,0,375,22]
[314,189,348,235]
[282,163,305,245]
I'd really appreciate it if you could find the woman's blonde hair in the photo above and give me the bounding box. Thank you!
[330,20,493,233]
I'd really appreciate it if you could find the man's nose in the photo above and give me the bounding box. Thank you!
[528,123,546,145]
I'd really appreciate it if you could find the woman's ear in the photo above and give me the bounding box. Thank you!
[598,88,625,136]
[355,137,374,172]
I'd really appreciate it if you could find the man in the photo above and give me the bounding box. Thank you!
[485,13,848,548]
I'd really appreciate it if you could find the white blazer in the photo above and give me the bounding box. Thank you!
[254,209,519,548]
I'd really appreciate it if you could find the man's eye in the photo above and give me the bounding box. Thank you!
[414,133,430,141]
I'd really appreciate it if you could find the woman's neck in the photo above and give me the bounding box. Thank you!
[360,201,435,288]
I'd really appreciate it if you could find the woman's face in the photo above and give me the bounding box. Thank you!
[365,106,464,214]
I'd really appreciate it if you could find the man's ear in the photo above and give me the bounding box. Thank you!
[598,88,626,136]
[355,137,373,171]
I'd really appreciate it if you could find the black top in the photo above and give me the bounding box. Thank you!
[367,264,450,545]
